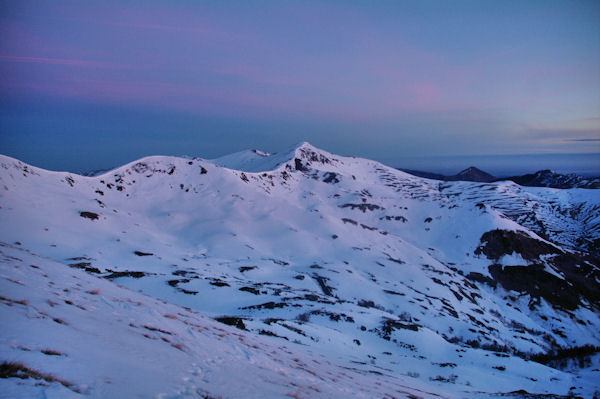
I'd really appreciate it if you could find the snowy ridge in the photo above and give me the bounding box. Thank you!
[210,148,272,172]
[210,141,336,172]
[1,143,599,398]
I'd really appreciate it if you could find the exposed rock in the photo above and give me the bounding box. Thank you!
[79,211,99,220]
[488,264,578,310]
[105,271,147,279]
[475,230,560,261]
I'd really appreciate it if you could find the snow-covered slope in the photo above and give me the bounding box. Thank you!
[1,142,599,398]
[1,242,449,399]
[210,148,275,172]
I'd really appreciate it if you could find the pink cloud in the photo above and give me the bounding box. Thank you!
[56,7,241,42]
[408,83,442,108]
[88,19,237,41]
[0,55,131,69]
[211,65,307,87]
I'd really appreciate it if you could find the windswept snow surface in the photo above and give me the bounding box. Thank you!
[0,243,445,399]
[1,142,599,398]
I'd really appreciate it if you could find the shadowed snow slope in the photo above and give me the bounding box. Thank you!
[1,142,599,398]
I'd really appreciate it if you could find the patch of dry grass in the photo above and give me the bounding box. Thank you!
[0,361,78,392]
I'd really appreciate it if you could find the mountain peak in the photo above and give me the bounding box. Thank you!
[288,142,341,172]
[446,166,495,182]
[287,141,328,159]
[210,141,335,172]
[292,141,315,150]
[459,166,482,174]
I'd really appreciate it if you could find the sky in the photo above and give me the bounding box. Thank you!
[1,0,599,176]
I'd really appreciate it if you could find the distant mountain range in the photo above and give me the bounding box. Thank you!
[500,169,600,189]
[400,166,600,189]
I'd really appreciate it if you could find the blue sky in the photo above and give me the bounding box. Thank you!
[1,0,599,175]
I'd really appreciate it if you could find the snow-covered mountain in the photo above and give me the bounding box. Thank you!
[1,142,599,398]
